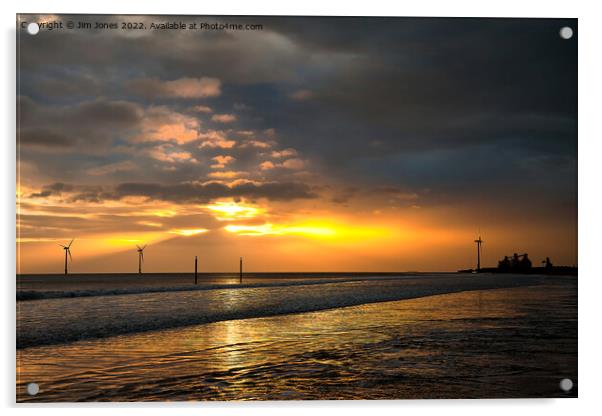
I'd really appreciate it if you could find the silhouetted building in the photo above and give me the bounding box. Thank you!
[497,253,532,273]
[543,257,553,270]
[498,256,511,272]
[519,253,532,271]
[511,253,520,269]
[465,253,575,275]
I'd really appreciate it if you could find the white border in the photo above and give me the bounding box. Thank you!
[3,1,601,415]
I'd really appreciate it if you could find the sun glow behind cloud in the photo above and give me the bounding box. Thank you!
[205,201,264,221]
[149,209,178,218]
[168,228,209,236]
[224,221,390,240]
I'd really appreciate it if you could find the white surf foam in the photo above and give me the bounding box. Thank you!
[17,274,544,349]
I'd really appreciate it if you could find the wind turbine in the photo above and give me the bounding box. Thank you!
[59,239,74,275]
[136,244,147,275]
[474,235,484,272]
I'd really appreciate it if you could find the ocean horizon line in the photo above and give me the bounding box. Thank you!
[17,271,452,276]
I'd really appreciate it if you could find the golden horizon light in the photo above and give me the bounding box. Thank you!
[168,228,210,236]
[204,201,264,221]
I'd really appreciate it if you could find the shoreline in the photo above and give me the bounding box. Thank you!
[17,274,548,349]
[17,281,577,401]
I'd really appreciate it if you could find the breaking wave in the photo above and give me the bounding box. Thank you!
[17,275,419,301]
[16,274,546,349]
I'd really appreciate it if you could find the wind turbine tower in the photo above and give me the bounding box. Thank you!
[474,235,484,272]
[136,244,147,274]
[59,239,74,275]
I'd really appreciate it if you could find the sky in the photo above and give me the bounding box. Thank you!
[17,15,577,273]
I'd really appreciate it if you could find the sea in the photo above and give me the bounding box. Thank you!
[16,272,577,401]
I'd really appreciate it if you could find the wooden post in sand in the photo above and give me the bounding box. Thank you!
[239,257,243,284]
[194,256,198,285]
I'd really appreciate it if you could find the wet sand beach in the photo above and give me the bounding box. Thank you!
[17,273,577,401]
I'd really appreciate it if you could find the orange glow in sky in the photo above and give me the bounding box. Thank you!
[16,191,577,274]
[204,201,263,221]
[16,15,577,274]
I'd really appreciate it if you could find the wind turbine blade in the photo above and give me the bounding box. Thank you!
[67,249,72,262]
[141,252,144,262]
[67,239,74,248]
[142,244,147,250]
[136,244,141,250]
[58,244,66,248]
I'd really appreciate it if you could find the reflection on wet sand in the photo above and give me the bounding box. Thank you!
[17,279,577,401]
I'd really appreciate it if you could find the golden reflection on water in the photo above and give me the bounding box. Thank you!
[17,282,577,401]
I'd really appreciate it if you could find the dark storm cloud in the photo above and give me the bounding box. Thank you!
[29,182,74,197]
[19,96,144,149]
[19,128,75,148]
[250,18,577,204]
[29,183,109,204]
[108,181,317,203]
[18,15,577,206]
[25,72,102,98]
[263,18,577,151]
[30,180,318,204]
[17,15,305,88]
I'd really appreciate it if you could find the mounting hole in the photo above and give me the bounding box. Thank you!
[26,23,39,35]
[559,26,573,40]
[559,378,573,392]
[26,382,39,396]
